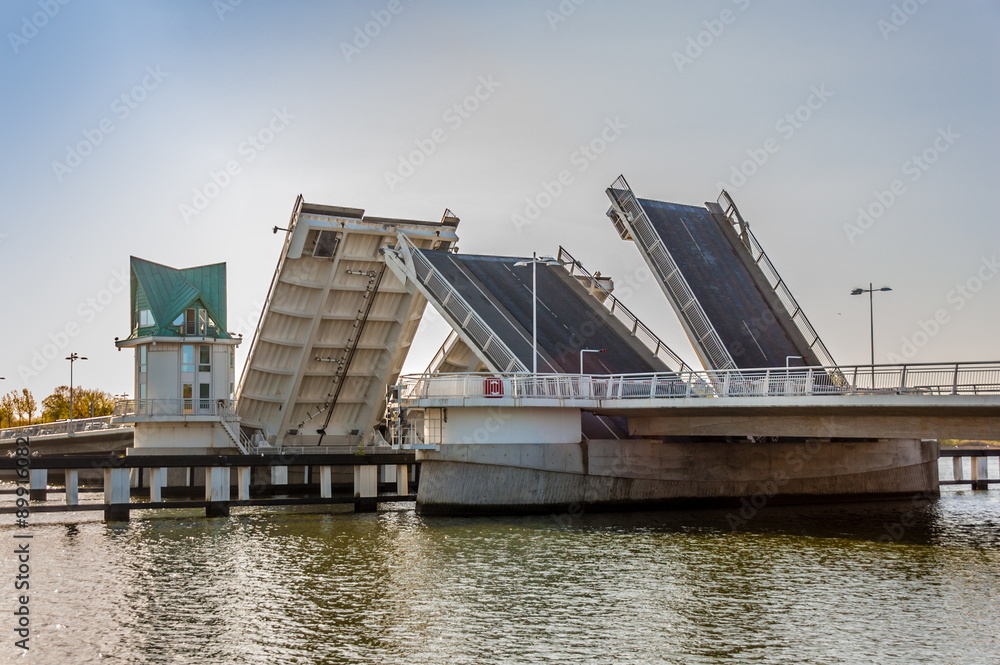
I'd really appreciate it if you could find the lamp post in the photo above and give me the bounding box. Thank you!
[850,284,892,387]
[65,353,88,421]
[513,253,562,374]
[580,349,607,375]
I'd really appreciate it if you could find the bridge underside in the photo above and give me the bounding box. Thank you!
[626,408,1000,441]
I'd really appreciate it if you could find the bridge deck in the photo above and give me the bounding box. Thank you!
[639,198,807,368]
[420,251,670,375]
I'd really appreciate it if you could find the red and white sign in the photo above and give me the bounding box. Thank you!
[484,377,504,397]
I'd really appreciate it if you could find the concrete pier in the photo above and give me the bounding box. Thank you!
[354,465,378,512]
[237,467,251,500]
[271,466,288,485]
[150,467,167,502]
[64,470,78,506]
[415,438,940,515]
[320,466,333,498]
[29,469,47,501]
[204,467,231,517]
[104,468,131,521]
[972,457,990,490]
[396,465,410,496]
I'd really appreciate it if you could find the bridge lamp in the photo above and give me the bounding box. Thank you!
[65,353,88,421]
[851,284,892,386]
[513,254,562,374]
[580,349,607,375]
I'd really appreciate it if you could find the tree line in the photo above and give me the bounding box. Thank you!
[0,387,116,427]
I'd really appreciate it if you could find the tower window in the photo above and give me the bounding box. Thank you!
[138,309,154,327]
[199,345,211,372]
[181,345,195,373]
[304,229,340,258]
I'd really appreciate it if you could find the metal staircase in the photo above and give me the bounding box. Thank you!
[300,265,387,445]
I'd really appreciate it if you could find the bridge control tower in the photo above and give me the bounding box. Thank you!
[113,257,243,453]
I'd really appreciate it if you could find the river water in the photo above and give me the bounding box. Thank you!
[2,458,998,665]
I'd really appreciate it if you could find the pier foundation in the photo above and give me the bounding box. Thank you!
[29,469,47,501]
[354,465,377,512]
[65,470,79,506]
[104,468,131,521]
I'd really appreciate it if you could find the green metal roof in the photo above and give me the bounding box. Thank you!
[126,256,230,340]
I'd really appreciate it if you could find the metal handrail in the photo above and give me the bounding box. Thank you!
[386,235,529,373]
[113,399,239,417]
[0,416,130,440]
[717,190,842,382]
[396,361,1000,402]
[607,175,738,371]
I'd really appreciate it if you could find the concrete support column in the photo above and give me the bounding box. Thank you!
[103,468,130,521]
[150,467,167,503]
[381,465,397,483]
[303,466,310,484]
[320,466,333,499]
[64,470,79,506]
[236,467,251,501]
[271,466,288,485]
[354,465,377,512]
[205,467,231,517]
[129,467,143,489]
[972,457,989,490]
[396,464,409,496]
[29,469,47,501]
[952,457,963,482]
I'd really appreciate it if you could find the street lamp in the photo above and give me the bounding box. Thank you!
[580,349,607,374]
[513,253,562,374]
[851,284,892,386]
[65,353,88,421]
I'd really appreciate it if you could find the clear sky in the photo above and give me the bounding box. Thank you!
[2,0,998,401]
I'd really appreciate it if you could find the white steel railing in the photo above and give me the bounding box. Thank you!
[397,361,1000,403]
[716,190,841,375]
[113,399,239,417]
[386,234,528,374]
[606,175,738,371]
[0,416,130,441]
